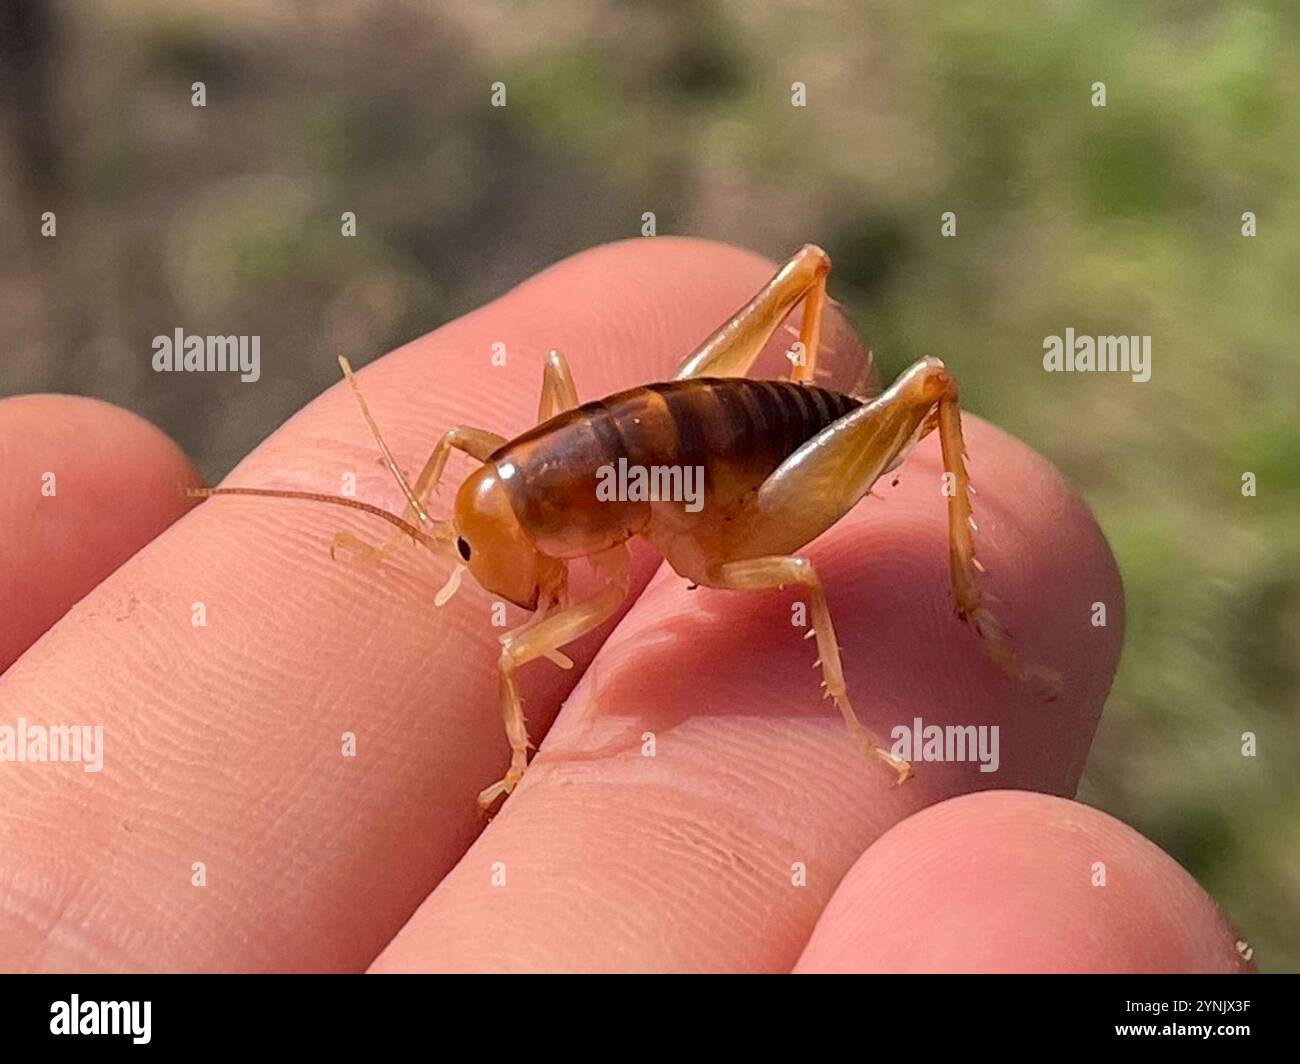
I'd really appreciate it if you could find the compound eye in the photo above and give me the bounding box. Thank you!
[456,536,472,562]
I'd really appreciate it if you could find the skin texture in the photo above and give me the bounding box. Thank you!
[793,791,1252,974]
[0,395,200,674]
[0,239,1248,972]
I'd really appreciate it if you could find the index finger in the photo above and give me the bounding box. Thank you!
[0,238,862,971]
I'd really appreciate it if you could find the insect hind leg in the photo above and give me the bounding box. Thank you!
[748,358,1059,694]
[673,244,830,382]
[929,371,1059,694]
[702,554,911,784]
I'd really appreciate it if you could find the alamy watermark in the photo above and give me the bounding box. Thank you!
[1043,329,1150,382]
[890,717,999,773]
[152,328,261,382]
[0,718,103,772]
[50,996,150,1044]
[595,458,704,512]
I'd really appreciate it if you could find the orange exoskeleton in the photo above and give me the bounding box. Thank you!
[191,245,1057,809]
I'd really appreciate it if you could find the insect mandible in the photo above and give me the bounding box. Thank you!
[190,245,1056,809]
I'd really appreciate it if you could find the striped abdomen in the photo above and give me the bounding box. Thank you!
[491,378,862,558]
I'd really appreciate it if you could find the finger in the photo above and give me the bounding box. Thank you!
[793,790,1252,973]
[0,238,867,972]
[370,413,1124,972]
[0,395,199,674]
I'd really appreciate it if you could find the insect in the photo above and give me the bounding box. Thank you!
[191,245,1055,809]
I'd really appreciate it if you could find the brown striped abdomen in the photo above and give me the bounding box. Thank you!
[491,378,862,558]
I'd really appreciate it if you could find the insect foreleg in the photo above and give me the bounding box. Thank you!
[335,347,582,566]
[330,425,506,565]
[477,544,632,810]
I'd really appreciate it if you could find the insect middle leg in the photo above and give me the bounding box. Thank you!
[701,555,912,783]
[478,544,632,810]
[673,243,830,384]
[330,349,584,562]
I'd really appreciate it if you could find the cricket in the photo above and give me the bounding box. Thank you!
[189,244,1054,809]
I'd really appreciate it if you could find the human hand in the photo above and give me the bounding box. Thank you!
[0,239,1251,972]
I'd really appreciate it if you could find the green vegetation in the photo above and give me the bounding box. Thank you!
[3,0,1295,968]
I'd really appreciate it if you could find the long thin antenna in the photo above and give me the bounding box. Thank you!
[337,356,430,525]
[186,485,455,558]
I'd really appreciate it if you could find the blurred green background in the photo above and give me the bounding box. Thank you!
[1,1,1296,969]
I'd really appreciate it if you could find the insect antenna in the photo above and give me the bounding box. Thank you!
[186,486,459,561]
[335,356,430,525]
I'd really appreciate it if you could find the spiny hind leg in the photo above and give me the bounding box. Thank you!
[673,244,830,382]
[931,378,1059,692]
[753,358,1058,692]
[702,555,911,784]
[878,363,1040,685]
[478,546,632,810]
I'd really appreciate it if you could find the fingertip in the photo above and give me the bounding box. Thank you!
[0,394,200,672]
[794,790,1252,973]
[812,412,1124,791]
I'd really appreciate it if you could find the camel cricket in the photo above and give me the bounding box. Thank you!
[191,245,1056,809]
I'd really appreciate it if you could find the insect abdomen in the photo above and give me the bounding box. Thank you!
[493,378,861,557]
